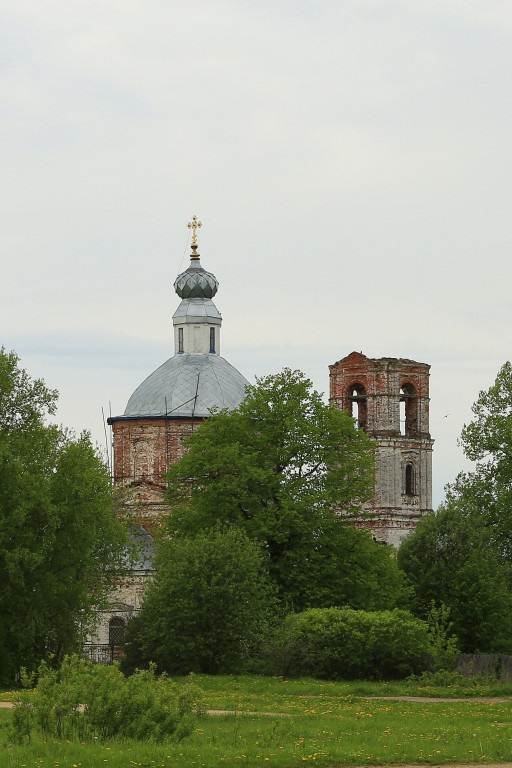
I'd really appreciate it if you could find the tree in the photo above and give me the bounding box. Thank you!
[397,502,512,653]
[449,361,512,557]
[398,362,512,654]
[123,528,277,675]
[165,368,407,611]
[0,349,127,683]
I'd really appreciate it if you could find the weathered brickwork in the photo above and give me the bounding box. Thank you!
[107,416,206,529]
[329,351,434,547]
[111,417,205,488]
[87,417,205,648]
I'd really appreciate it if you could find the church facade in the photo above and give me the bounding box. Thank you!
[86,217,250,652]
[86,217,433,652]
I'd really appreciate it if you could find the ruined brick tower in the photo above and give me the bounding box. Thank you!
[329,351,434,547]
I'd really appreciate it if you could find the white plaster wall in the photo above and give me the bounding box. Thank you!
[87,572,152,645]
[174,324,219,355]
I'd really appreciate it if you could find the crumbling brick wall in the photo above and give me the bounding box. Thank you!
[329,351,434,547]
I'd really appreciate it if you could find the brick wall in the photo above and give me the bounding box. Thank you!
[329,351,434,547]
[111,417,205,487]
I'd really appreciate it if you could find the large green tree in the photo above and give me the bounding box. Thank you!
[122,527,277,675]
[0,349,127,683]
[398,361,512,654]
[397,502,512,653]
[165,368,407,611]
[449,361,512,556]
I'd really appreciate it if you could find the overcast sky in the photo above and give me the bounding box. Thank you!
[2,0,511,506]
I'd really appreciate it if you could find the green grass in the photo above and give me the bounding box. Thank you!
[0,688,19,702]
[181,672,512,705]
[3,674,512,767]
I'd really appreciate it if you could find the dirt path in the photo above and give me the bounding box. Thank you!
[1,696,510,711]
[370,695,510,703]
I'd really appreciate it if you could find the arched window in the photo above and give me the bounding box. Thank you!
[348,384,367,431]
[400,383,417,436]
[109,617,126,647]
[405,463,415,496]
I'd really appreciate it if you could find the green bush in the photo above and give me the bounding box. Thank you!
[425,602,460,671]
[267,607,430,680]
[122,528,278,675]
[9,655,203,744]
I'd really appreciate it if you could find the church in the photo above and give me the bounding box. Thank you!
[85,216,433,656]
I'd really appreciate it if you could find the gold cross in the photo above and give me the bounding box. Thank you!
[187,215,202,247]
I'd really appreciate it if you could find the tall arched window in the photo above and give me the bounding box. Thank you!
[348,384,367,431]
[400,383,417,436]
[109,617,126,647]
[405,463,415,496]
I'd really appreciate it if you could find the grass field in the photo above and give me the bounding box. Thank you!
[2,675,512,767]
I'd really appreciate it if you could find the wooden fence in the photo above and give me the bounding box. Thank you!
[457,653,512,681]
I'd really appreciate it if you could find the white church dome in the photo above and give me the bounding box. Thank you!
[122,216,248,419]
[124,354,248,418]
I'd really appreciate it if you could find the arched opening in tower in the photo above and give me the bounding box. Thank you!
[348,384,367,431]
[399,383,417,436]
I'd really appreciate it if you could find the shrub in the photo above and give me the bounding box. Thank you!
[9,655,203,744]
[426,602,460,671]
[122,528,278,675]
[266,607,430,680]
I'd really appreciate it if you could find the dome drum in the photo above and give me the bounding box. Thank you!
[172,298,221,326]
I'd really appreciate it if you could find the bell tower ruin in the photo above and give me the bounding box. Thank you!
[329,351,434,547]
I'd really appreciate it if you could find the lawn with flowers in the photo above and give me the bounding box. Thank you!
[3,675,512,767]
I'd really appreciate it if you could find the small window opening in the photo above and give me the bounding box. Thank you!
[108,617,126,647]
[400,383,417,436]
[178,327,184,353]
[405,463,415,496]
[348,384,367,431]
[209,327,216,353]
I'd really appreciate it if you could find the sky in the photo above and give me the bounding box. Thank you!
[2,0,512,507]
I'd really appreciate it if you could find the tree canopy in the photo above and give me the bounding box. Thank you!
[123,527,277,675]
[397,502,512,653]
[165,368,407,611]
[398,361,512,654]
[448,361,512,557]
[0,349,127,683]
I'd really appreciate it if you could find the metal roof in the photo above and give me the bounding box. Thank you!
[172,297,221,324]
[124,353,249,418]
[174,260,219,299]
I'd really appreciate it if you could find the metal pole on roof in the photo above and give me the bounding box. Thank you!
[165,396,170,478]
[102,406,111,480]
